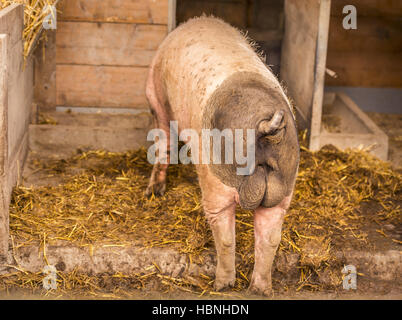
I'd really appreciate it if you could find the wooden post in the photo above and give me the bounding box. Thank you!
[309,0,331,151]
[280,0,331,150]
[168,0,177,33]
[0,33,9,263]
[33,30,57,112]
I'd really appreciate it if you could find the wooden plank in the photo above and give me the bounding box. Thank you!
[309,0,331,151]
[56,65,149,108]
[59,0,169,24]
[0,3,23,48]
[328,16,402,53]
[326,52,402,87]
[0,34,7,176]
[168,0,176,32]
[7,41,33,161]
[280,0,320,129]
[56,22,167,66]
[34,30,57,111]
[29,123,152,155]
[0,34,8,262]
[331,0,402,17]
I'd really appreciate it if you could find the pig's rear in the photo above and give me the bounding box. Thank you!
[147,16,299,210]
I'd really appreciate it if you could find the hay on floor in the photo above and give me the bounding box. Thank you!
[1,133,401,297]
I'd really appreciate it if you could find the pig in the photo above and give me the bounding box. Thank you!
[145,16,299,296]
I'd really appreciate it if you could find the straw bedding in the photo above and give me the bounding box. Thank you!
[1,132,400,298]
[0,0,59,58]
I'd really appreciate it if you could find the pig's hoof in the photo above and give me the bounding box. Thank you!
[247,284,273,297]
[214,277,235,292]
[145,182,166,197]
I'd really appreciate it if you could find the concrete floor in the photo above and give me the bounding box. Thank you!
[325,87,402,114]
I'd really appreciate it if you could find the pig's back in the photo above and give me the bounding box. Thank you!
[153,17,281,129]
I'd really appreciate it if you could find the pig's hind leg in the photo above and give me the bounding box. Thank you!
[248,196,290,296]
[198,166,237,291]
[145,68,170,197]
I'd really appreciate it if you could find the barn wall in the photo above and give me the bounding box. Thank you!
[53,0,169,109]
[0,4,33,261]
[326,0,402,88]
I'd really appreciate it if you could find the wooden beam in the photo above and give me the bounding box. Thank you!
[59,0,169,24]
[280,0,320,130]
[168,0,177,32]
[34,30,57,111]
[0,34,8,262]
[330,0,402,17]
[56,22,167,66]
[0,3,23,48]
[309,0,331,151]
[0,34,7,176]
[56,65,149,108]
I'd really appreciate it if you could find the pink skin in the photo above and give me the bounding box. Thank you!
[249,195,291,296]
[145,66,171,196]
[197,165,237,290]
[146,62,292,296]
[199,166,292,295]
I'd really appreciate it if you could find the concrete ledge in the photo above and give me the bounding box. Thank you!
[3,242,400,285]
[320,92,389,160]
[29,112,154,157]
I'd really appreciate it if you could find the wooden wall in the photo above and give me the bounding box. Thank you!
[34,0,401,111]
[326,0,402,88]
[0,4,33,261]
[37,0,169,110]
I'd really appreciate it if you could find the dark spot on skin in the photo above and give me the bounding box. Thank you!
[56,260,66,271]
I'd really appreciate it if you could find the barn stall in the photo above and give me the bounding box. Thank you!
[0,0,400,298]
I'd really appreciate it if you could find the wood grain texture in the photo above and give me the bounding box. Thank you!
[326,0,402,87]
[8,41,33,162]
[59,0,169,24]
[0,35,7,176]
[34,30,57,110]
[280,0,320,129]
[0,3,23,48]
[56,65,149,108]
[309,0,331,151]
[0,4,32,261]
[330,0,402,17]
[326,51,402,87]
[328,16,402,53]
[56,22,167,66]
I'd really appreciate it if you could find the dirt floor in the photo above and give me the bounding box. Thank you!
[0,111,400,300]
[0,278,401,300]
